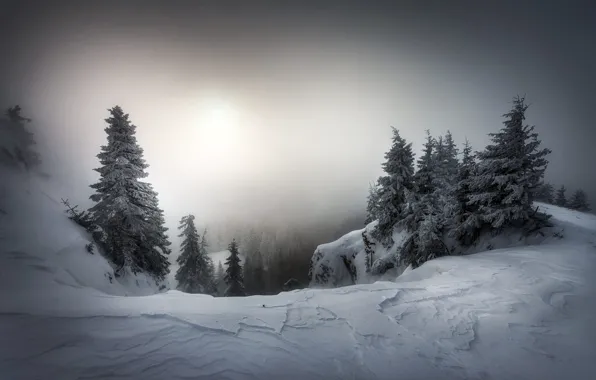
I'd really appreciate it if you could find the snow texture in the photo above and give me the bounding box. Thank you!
[1,170,596,378]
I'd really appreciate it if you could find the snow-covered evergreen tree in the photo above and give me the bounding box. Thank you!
[536,183,555,204]
[175,216,214,294]
[450,139,481,245]
[411,203,448,266]
[89,106,170,279]
[372,128,415,245]
[400,130,437,232]
[555,185,567,207]
[442,130,460,183]
[432,132,459,223]
[399,131,449,268]
[414,130,435,196]
[364,182,381,225]
[467,96,551,235]
[224,239,245,296]
[569,189,590,212]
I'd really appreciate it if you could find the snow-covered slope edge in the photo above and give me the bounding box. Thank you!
[310,202,596,288]
[0,167,169,296]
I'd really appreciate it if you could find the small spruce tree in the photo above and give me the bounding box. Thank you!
[536,183,555,204]
[569,189,590,212]
[555,185,567,207]
[224,239,245,296]
[175,216,213,294]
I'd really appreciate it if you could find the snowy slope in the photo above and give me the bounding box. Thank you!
[0,167,169,297]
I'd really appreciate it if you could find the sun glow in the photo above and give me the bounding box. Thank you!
[195,99,241,160]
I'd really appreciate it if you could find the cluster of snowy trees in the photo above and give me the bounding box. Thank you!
[366,96,552,270]
[174,214,245,296]
[536,183,591,212]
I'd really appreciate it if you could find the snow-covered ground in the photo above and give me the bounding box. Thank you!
[1,166,596,379]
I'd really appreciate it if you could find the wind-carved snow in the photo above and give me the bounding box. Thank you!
[1,167,596,378]
[3,240,595,379]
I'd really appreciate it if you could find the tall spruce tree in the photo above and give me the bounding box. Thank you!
[175,216,214,294]
[224,239,245,296]
[372,128,415,245]
[569,189,590,212]
[89,106,170,279]
[555,185,567,207]
[467,96,551,234]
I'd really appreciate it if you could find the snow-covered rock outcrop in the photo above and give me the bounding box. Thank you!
[309,221,411,288]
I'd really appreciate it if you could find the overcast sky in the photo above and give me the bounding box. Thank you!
[1,0,595,236]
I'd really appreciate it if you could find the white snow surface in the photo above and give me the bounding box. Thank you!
[1,167,596,379]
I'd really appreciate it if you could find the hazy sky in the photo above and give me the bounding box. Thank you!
[1,0,595,237]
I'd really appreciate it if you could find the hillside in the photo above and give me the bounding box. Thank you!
[0,166,170,297]
[1,164,595,379]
